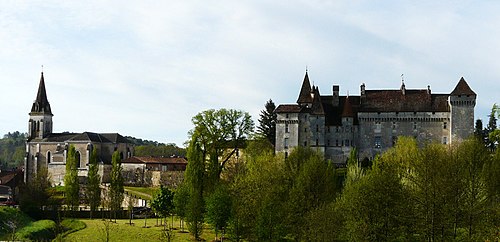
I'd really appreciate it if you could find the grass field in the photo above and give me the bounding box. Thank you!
[124,186,159,200]
[64,217,216,241]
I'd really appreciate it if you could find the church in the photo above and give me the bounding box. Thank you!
[24,72,134,185]
[275,72,476,163]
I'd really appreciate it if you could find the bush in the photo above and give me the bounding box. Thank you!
[59,219,86,237]
[0,206,32,238]
[16,219,57,241]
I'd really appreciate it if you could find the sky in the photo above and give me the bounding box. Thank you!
[1,0,499,146]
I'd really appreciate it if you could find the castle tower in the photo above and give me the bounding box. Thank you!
[297,71,313,108]
[28,72,53,140]
[448,77,476,143]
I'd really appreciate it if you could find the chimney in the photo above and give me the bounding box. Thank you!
[360,83,366,96]
[332,85,339,106]
[427,85,431,95]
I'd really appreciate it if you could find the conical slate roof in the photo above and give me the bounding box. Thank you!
[296,72,313,104]
[30,72,52,115]
[451,77,476,96]
[341,96,354,117]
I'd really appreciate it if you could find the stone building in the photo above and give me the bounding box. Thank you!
[275,72,476,163]
[25,72,134,185]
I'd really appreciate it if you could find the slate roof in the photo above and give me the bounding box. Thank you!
[451,77,476,96]
[30,72,52,115]
[360,89,449,112]
[121,156,187,164]
[38,132,131,144]
[275,104,302,113]
[296,72,313,104]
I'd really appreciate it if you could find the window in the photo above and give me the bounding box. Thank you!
[327,140,330,146]
[336,140,339,146]
[392,122,397,130]
[413,122,417,130]
[316,125,319,132]
[374,136,382,148]
[286,114,289,118]
[285,123,289,133]
[284,138,289,149]
[316,139,319,146]
[327,126,330,133]
[304,128,307,132]
[443,122,447,129]
[345,139,350,147]
[336,127,339,133]
[375,121,381,131]
[47,151,51,164]
[162,165,168,171]
[304,141,307,146]
[76,151,83,168]
[443,136,448,144]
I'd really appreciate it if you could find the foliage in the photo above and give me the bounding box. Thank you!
[64,145,80,211]
[188,108,254,191]
[184,139,205,239]
[0,131,26,169]
[485,104,498,150]
[173,183,189,231]
[257,99,277,146]
[151,185,175,219]
[0,207,32,240]
[205,184,232,240]
[58,218,86,238]
[110,151,124,220]
[134,144,186,158]
[86,148,101,219]
[19,166,52,219]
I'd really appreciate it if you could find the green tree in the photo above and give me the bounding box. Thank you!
[486,104,498,150]
[151,185,175,234]
[188,108,254,191]
[173,183,189,232]
[205,184,232,241]
[109,151,124,221]
[64,145,80,211]
[184,140,205,239]
[86,148,101,219]
[19,166,51,219]
[257,99,276,146]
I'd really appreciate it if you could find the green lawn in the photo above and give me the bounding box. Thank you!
[124,186,159,200]
[64,217,216,241]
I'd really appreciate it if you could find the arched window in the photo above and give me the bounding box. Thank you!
[76,151,83,168]
[47,151,51,164]
[119,152,124,160]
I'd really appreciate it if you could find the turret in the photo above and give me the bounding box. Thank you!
[297,71,313,108]
[449,77,476,143]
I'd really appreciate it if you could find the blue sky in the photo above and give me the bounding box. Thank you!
[1,1,499,146]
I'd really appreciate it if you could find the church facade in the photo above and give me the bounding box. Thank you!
[25,72,134,185]
[275,72,476,163]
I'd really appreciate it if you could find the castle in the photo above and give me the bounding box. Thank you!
[25,72,134,185]
[275,72,476,163]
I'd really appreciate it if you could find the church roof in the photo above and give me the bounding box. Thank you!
[450,77,476,96]
[296,72,313,104]
[30,72,52,115]
[38,132,131,144]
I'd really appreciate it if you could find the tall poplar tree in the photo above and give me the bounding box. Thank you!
[184,139,205,240]
[109,150,124,221]
[64,145,80,211]
[86,148,101,219]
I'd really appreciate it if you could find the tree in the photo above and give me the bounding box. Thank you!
[486,104,498,150]
[151,185,175,225]
[257,99,276,146]
[64,145,80,211]
[109,151,124,222]
[173,183,189,232]
[188,108,254,191]
[19,166,51,219]
[184,140,205,239]
[206,184,232,241]
[86,148,101,219]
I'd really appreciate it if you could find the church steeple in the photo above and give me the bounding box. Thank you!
[30,72,52,115]
[28,72,53,140]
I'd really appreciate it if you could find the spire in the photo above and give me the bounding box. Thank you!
[450,77,476,96]
[311,86,324,115]
[30,72,52,115]
[297,71,313,104]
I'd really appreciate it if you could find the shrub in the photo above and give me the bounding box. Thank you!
[16,219,57,241]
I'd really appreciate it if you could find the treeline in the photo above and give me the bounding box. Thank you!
[125,136,186,157]
[0,131,26,169]
[178,137,500,241]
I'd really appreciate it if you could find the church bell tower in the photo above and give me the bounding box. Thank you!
[28,72,53,140]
